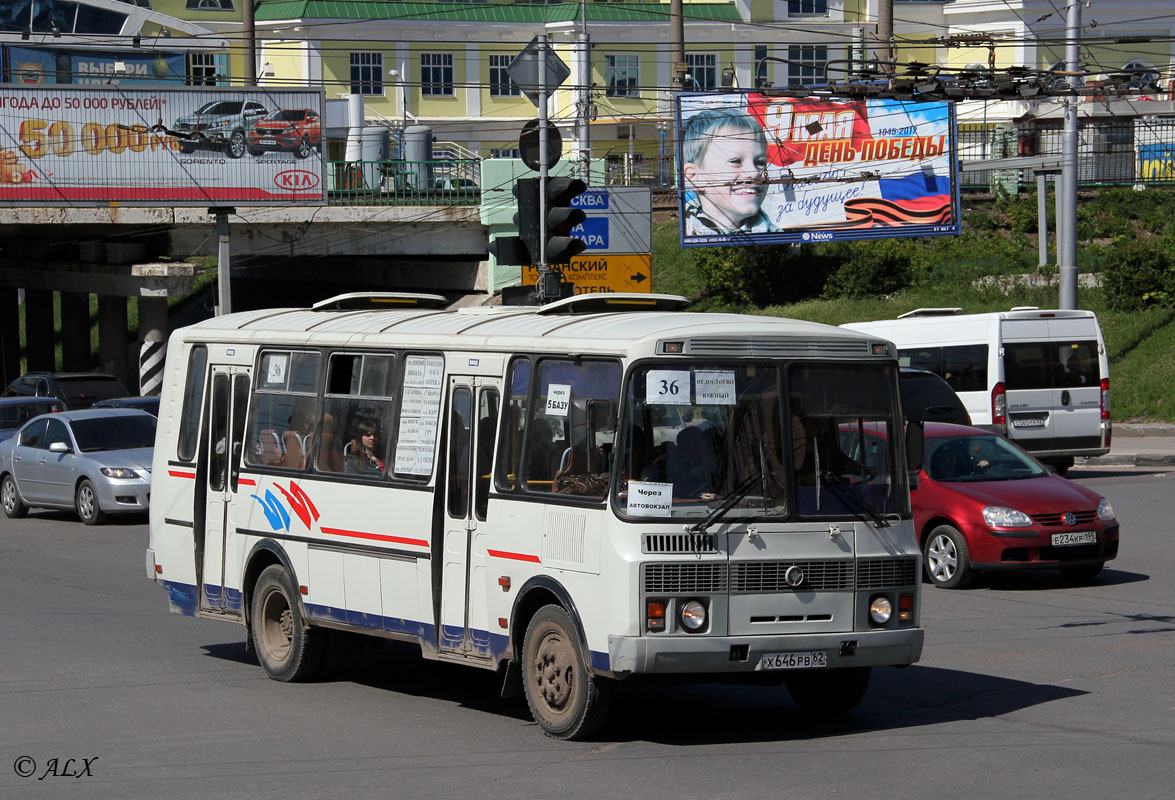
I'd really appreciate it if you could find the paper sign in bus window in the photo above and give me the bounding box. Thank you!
[695,370,737,405]
[265,353,288,387]
[627,481,673,517]
[546,384,571,417]
[645,370,691,404]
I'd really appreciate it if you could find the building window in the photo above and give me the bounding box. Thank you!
[186,0,235,9]
[787,44,827,87]
[605,54,639,98]
[787,0,826,14]
[421,53,454,97]
[189,52,228,86]
[685,53,716,90]
[491,147,521,158]
[754,45,768,88]
[350,52,384,95]
[1122,59,1160,88]
[489,54,519,97]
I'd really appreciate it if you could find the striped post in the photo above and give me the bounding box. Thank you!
[138,296,168,397]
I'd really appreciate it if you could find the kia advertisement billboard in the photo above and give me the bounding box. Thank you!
[676,92,960,247]
[0,85,325,206]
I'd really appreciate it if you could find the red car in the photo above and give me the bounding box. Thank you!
[247,109,321,159]
[913,423,1118,588]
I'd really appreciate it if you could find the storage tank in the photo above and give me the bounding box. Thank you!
[402,125,434,190]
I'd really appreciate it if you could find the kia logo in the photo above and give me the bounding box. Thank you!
[274,170,320,191]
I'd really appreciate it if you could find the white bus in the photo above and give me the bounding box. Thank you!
[842,308,1111,474]
[147,292,925,739]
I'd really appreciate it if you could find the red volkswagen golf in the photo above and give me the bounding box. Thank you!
[913,423,1119,588]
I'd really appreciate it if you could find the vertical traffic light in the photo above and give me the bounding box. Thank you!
[488,178,539,268]
[544,177,588,264]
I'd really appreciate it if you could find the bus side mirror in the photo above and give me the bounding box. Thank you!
[905,420,924,476]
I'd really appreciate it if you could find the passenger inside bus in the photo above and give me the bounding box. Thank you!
[345,418,385,475]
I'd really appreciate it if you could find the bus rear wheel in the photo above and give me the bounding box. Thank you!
[251,564,324,682]
[784,666,871,714]
[521,605,610,740]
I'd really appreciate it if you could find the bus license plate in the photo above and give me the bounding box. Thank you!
[1052,531,1097,546]
[758,650,828,670]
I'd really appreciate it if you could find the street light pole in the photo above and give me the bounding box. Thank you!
[576,0,591,184]
[1058,0,1080,310]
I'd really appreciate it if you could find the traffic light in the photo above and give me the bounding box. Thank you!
[544,176,588,264]
[486,178,539,267]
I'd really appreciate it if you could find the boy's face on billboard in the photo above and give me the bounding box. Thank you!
[684,125,768,227]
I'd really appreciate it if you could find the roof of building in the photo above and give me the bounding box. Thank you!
[255,1,741,24]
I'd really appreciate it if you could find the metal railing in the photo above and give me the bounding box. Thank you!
[327,159,481,206]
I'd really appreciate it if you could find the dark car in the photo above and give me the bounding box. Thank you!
[0,397,65,442]
[92,396,160,417]
[914,422,1118,588]
[2,372,128,411]
[899,368,970,426]
[247,108,322,158]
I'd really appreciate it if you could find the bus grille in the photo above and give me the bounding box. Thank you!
[731,560,855,592]
[642,532,718,554]
[856,557,918,589]
[642,557,918,594]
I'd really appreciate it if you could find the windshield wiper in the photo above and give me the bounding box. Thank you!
[818,470,893,528]
[687,472,762,534]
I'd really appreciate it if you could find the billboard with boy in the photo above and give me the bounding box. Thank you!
[676,92,960,247]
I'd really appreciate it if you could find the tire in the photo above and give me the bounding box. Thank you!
[521,605,610,740]
[251,564,324,682]
[2,475,28,518]
[784,666,871,714]
[227,131,246,159]
[295,136,311,159]
[1061,562,1104,583]
[923,524,972,589]
[178,143,195,154]
[75,479,106,525]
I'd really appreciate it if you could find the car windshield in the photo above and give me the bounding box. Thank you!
[196,102,242,116]
[616,362,907,521]
[0,403,58,427]
[926,434,1048,482]
[70,415,157,452]
[266,110,306,121]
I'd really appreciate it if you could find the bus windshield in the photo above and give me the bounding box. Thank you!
[616,362,907,521]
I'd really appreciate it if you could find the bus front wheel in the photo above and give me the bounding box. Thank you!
[521,605,610,740]
[251,564,324,682]
[784,666,871,714]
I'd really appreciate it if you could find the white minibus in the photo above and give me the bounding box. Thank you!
[842,308,1110,474]
[147,292,925,739]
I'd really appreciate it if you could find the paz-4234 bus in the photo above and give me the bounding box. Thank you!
[146,292,926,739]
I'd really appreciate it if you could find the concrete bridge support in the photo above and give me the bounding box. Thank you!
[0,288,18,387]
[24,290,55,373]
[137,296,169,397]
[60,292,91,372]
[98,296,131,391]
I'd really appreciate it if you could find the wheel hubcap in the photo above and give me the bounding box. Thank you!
[260,588,293,662]
[78,487,94,518]
[928,535,957,582]
[3,481,14,511]
[533,631,575,714]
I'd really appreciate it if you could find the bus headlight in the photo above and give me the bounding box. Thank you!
[869,595,893,626]
[680,600,707,632]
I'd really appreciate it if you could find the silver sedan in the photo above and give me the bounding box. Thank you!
[0,408,155,525]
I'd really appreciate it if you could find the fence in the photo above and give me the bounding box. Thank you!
[327,159,480,206]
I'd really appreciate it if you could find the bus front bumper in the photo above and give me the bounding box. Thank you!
[607,628,924,676]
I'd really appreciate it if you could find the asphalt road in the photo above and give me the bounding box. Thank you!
[1,465,1172,800]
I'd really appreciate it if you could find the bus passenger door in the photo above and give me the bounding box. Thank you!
[438,376,501,659]
[198,367,251,614]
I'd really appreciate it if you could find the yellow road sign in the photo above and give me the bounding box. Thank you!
[523,254,652,294]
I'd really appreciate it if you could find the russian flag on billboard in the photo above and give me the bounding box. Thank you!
[842,171,953,227]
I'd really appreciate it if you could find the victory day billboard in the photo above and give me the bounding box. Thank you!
[0,85,325,206]
[676,92,960,247]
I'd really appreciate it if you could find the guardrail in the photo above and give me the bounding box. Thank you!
[327,159,480,206]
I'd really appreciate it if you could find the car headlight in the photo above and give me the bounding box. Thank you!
[679,600,707,632]
[1097,497,1116,521]
[983,505,1033,527]
[100,467,140,479]
[869,595,893,625]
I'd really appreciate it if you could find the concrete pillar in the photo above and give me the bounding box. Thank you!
[24,289,55,372]
[98,295,131,390]
[137,296,168,396]
[60,291,92,372]
[0,287,20,385]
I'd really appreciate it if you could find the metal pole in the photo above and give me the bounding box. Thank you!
[669,0,684,91]
[1037,172,1049,267]
[538,34,549,276]
[215,209,233,316]
[576,0,591,185]
[877,0,895,75]
[1058,0,1080,309]
[242,0,256,86]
